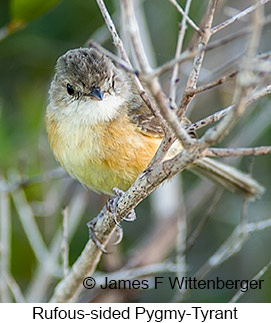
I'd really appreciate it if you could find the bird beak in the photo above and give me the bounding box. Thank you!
[89,87,103,100]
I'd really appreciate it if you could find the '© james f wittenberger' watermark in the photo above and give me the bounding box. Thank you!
[83,276,264,292]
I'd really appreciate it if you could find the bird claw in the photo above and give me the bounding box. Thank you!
[123,209,137,222]
[106,187,124,226]
[87,215,109,254]
[87,187,137,250]
[109,187,137,223]
[113,225,124,245]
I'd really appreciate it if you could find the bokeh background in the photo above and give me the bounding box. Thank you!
[0,0,270,302]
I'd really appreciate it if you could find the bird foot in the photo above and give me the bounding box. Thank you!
[87,212,109,254]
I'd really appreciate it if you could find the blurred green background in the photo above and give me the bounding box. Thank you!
[0,0,270,303]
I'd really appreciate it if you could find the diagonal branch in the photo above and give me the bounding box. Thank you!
[211,0,271,35]
[167,0,202,34]
[179,0,218,118]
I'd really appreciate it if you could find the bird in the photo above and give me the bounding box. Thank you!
[45,47,264,202]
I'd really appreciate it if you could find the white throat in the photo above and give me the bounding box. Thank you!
[49,93,125,126]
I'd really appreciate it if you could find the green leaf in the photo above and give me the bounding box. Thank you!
[9,0,60,23]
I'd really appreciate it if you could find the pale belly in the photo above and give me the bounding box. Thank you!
[46,113,161,194]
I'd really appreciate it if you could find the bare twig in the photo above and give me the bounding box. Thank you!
[9,171,50,263]
[200,3,264,149]
[0,21,25,43]
[211,0,271,34]
[4,273,26,303]
[186,189,223,253]
[96,0,166,129]
[0,183,11,302]
[61,207,69,278]
[169,0,193,108]
[206,146,271,158]
[186,106,232,133]
[122,0,196,150]
[167,0,201,34]
[94,262,177,285]
[185,82,271,135]
[185,70,238,96]
[172,176,187,302]
[96,0,129,62]
[195,218,271,280]
[230,259,271,303]
[26,189,88,302]
[152,48,200,77]
[0,167,65,193]
[179,0,218,118]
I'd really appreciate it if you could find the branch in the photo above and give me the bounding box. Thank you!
[179,0,218,118]
[0,21,25,43]
[0,183,11,302]
[0,167,66,193]
[61,207,69,278]
[8,171,50,263]
[169,0,194,108]
[50,143,206,302]
[206,146,271,158]
[185,106,232,133]
[211,0,271,35]
[200,2,264,149]
[230,259,271,303]
[185,70,238,96]
[122,0,195,150]
[167,0,201,34]
[195,218,271,280]
[96,0,167,131]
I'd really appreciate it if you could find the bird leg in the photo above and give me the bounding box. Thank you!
[87,211,109,254]
[87,187,137,251]
[107,187,137,225]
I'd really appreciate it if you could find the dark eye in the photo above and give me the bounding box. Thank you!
[67,83,75,96]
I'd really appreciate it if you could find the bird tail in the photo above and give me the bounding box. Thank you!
[190,157,264,200]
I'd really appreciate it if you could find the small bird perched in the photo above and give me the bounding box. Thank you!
[46,47,263,200]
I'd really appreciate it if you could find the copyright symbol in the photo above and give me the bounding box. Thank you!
[83,277,96,289]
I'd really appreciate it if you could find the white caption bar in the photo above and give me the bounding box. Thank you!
[0,303,269,322]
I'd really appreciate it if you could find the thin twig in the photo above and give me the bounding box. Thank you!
[0,167,66,193]
[206,146,271,158]
[169,0,193,108]
[94,262,177,284]
[4,273,26,303]
[26,189,88,302]
[195,218,271,280]
[96,0,166,129]
[186,189,223,253]
[61,207,69,278]
[9,171,50,263]
[152,48,199,77]
[96,0,129,61]
[0,22,25,43]
[200,3,264,149]
[172,176,187,302]
[185,83,271,135]
[211,0,271,34]
[0,184,11,302]
[122,0,196,149]
[186,106,232,133]
[167,0,201,34]
[230,259,271,303]
[185,70,238,96]
[179,0,218,118]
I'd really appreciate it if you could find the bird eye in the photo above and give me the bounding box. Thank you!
[67,84,75,96]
